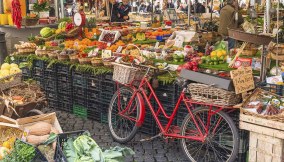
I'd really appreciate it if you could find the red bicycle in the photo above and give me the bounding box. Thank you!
[108,64,239,162]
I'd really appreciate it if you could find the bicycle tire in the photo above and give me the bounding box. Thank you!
[180,107,239,162]
[108,87,141,143]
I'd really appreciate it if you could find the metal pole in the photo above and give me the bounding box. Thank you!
[54,0,59,18]
[188,0,191,26]
[264,0,270,33]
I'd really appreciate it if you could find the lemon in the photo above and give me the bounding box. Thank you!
[1,63,10,70]
[9,67,21,75]
[10,63,18,69]
[221,50,227,55]
[210,51,217,57]
[217,51,223,57]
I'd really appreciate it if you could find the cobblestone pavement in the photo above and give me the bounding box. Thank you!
[42,107,189,162]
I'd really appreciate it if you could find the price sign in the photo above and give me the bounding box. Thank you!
[155,42,159,49]
[116,46,123,53]
[173,35,184,48]
[102,50,112,59]
[230,67,255,94]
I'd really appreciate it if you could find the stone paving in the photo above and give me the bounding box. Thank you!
[42,107,189,162]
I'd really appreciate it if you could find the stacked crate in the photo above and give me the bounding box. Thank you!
[57,64,73,112]
[12,57,33,80]
[44,63,58,110]
[86,73,104,122]
[72,70,89,118]
[32,60,46,88]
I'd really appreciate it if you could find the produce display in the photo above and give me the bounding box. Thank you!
[243,89,284,116]
[1,139,36,162]
[62,131,134,162]
[0,63,21,79]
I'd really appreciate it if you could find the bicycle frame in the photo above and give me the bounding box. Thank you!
[115,75,227,142]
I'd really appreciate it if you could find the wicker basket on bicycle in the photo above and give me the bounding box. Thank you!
[112,44,145,84]
[188,83,241,106]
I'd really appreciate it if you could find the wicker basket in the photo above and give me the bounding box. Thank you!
[241,88,284,122]
[0,73,22,91]
[103,61,113,68]
[91,58,103,66]
[69,54,78,63]
[66,27,80,38]
[242,48,258,56]
[58,54,69,61]
[22,18,39,26]
[18,48,36,54]
[48,53,58,59]
[270,52,284,60]
[78,57,91,64]
[113,63,144,84]
[188,83,241,106]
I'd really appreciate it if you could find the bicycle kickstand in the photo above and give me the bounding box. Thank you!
[140,133,162,142]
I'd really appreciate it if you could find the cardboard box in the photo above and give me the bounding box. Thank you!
[180,69,234,91]
[0,112,63,133]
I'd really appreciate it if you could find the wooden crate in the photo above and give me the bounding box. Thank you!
[240,114,284,162]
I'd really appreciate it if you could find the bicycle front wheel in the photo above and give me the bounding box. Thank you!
[180,107,239,162]
[108,87,141,143]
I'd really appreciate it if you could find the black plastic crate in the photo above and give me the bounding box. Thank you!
[57,63,72,75]
[57,74,72,83]
[45,90,58,100]
[33,67,45,77]
[72,71,87,88]
[87,106,100,121]
[140,110,157,135]
[87,89,101,101]
[58,100,72,112]
[86,75,102,90]
[73,96,88,108]
[33,76,45,88]
[44,67,57,80]
[258,82,284,96]
[101,80,115,92]
[73,86,87,98]
[48,98,58,110]
[99,91,114,105]
[58,81,72,94]
[55,130,86,162]
[34,59,47,68]
[44,79,58,92]
[73,104,88,118]
[14,139,48,162]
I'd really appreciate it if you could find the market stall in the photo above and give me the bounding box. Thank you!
[0,0,283,161]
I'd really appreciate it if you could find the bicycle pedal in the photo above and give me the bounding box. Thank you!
[139,133,162,142]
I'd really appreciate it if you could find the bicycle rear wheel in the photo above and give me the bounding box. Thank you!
[180,107,239,162]
[108,87,141,143]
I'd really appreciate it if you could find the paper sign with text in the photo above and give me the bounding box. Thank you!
[230,67,255,94]
[102,50,112,59]
[173,35,184,48]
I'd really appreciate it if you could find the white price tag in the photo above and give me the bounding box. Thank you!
[102,50,112,59]
[155,42,159,49]
[107,43,111,47]
[173,35,184,48]
[116,46,123,53]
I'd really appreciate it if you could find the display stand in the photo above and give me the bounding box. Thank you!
[228,29,273,82]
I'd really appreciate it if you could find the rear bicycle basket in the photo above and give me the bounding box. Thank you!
[112,63,144,84]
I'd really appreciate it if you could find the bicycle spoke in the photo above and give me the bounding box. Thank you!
[180,107,237,162]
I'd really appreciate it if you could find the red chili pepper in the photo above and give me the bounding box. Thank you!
[12,0,22,29]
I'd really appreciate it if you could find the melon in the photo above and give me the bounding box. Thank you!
[136,33,146,41]
[40,27,53,38]
[58,21,67,29]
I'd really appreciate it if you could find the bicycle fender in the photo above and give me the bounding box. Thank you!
[136,92,145,127]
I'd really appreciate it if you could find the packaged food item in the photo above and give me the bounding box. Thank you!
[233,57,252,68]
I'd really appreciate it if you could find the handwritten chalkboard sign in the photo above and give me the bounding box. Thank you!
[230,67,255,94]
